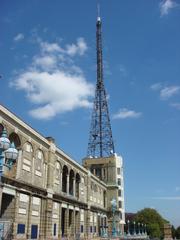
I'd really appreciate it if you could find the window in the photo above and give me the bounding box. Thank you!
[119,201,122,208]
[94,226,96,232]
[117,178,121,186]
[37,150,42,159]
[117,168,121,175]
[81,177,84,183]
[35,150,44,176]
[31,225,38,239]
[53,223,56,236]
[17,224,25,234]
[81,225,84,233]
[118,189,121,197]
[32,197,40,205]
[90,226,93,233]
[19,193,29,203]
[26,143,32,153]
[0,124,4,136]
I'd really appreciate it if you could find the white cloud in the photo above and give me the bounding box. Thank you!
[13,70,93,120]
[14,33,24,42]
[66,38,87,56]
[39,38,87,57]
[33,55,57,70]
[160,86,180,100]
[113,108,142,120]
[150,83,162,91]
[151,83,180,100]
[40,41,63,53]
[160,0,178,16]
[11,37,93,120]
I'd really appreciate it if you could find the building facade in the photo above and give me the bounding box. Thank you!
[0,104,125,239]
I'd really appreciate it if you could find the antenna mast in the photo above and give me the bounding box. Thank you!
[87,11,115,158]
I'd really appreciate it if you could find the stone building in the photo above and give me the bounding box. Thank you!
[0,104,125,239]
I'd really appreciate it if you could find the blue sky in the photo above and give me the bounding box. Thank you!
[0,0,180,227]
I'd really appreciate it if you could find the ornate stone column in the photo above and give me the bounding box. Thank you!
[73,177,76,197]
[26,194,32,239]
[47,140,56,190]
[58,203,62,240]
[39,198,46,240]
[85,209,91,239]
[75,210,80,238]
[45,139,56,239]
[64,206,69,238]
[12,192,19,239]
[71,209,75,238]
[45,198,53,239]
[66,174,69,195]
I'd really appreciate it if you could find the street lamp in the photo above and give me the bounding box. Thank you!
[138,222,140,235]
[111,198,117,237]
[133,221,136,235]
[0,128,18,175]
[127,220,130,236]
[144,224,147,235]
[141,223,144,235]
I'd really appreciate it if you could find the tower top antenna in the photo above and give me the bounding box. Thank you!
[97,3,101,21]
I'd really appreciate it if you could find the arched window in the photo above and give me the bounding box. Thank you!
[62,165,68,193]
[75,173,80,198]
[34,149,44,177]
[69,169,75,195]
[103,190,106,208]
[9,132,21,149]
[0,124,4,136]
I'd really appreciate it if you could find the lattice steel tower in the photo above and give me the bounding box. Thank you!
[87,15,115,158]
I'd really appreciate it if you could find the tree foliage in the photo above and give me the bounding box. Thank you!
[175,226,180,239]
[133,208,168,239]
[171,225,176,238]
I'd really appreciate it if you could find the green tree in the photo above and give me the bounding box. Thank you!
[175,226,180,239]
[133,208,168,239]
[148,223,161,238]
[171,225,176,238]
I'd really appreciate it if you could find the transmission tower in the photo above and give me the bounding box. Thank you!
[87,15,115,158]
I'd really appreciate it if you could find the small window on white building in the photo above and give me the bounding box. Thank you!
[118,189,121,197]
[117,168,121,175]
[117,178,121,186]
